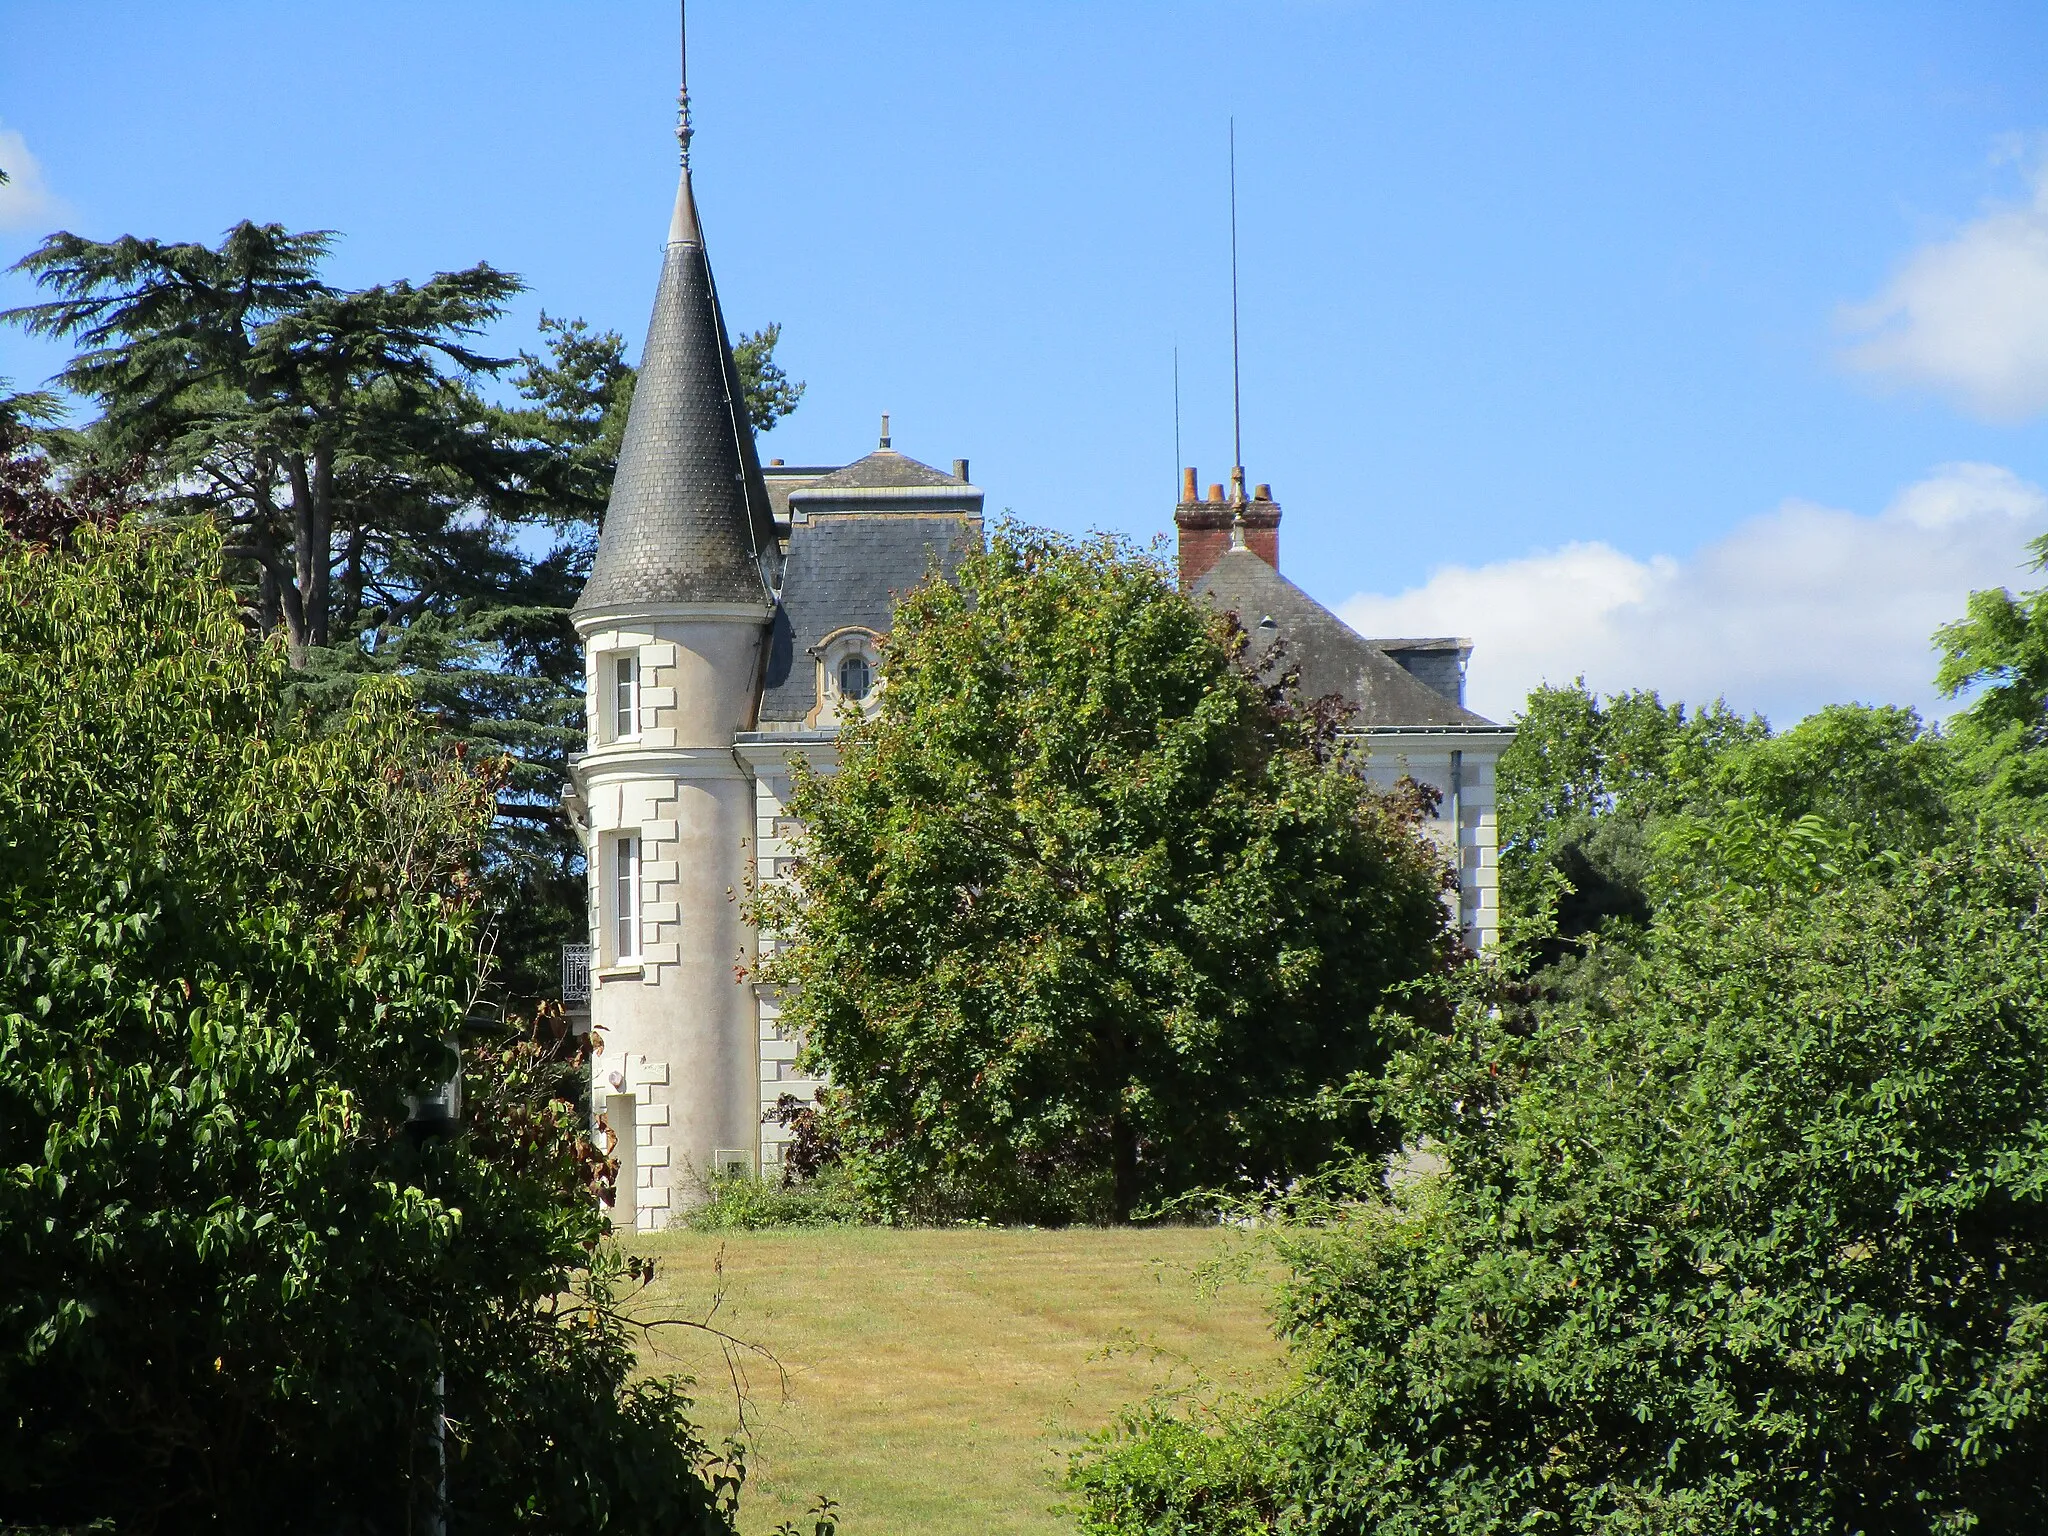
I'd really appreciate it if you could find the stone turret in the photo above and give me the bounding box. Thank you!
[569,61,778,1228]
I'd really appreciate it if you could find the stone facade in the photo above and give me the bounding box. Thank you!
[571,610,772,1225]
[1353,730,1513,951]
[733,733,834,1177]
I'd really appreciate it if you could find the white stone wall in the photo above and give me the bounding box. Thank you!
[737,738,838,1176]
[573,608,772,1228]
[581,764,684,1228]
[1351,730,1513,952]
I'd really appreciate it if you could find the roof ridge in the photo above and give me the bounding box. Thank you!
[796,447,969,492]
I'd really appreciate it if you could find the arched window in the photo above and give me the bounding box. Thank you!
[838,653,872,700]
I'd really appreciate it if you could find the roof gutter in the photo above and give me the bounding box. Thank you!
[787,484,984,507]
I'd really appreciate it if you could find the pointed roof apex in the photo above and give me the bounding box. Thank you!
[668,170,703,246]
[574,6,779,616]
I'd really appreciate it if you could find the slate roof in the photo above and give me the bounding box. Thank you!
[1194,546,1498,728]
[796,449,967,491]
[759,512,981,723]
[575,172,780,612]
[761,464,840,527]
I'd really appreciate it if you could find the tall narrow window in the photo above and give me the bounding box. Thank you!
[838,653,871,701]
[613,834,642,961]
[613,653,640,739]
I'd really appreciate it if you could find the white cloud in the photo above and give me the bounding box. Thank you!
[1841,161,2048,420]
[1338,464,2048,726]
[0,125,64,231]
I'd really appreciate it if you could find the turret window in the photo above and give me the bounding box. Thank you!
[612,652,640,739]
[838,654,872,701]
[613,834,642,961]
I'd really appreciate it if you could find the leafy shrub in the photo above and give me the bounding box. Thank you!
[1073,831,2048,1534]
[685,1168,868,1231]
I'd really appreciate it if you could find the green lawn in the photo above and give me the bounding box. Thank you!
[627,1226,1284,1536]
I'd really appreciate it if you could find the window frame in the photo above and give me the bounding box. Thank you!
[837,652,872,702]
[612,832,643,963]
[610,651,641,741]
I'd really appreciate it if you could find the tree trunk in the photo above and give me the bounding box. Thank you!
[282,452,329,664]
[256,559,280,634]
[1110,1104,1137,1224]
[337,522,366,634]
[307,440,333,648]
[228,526,309,663]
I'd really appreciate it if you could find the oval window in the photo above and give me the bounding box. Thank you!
[838,654,872,700]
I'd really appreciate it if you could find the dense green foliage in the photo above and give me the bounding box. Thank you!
[1073,556,2048,1533]
[0,521,736,1532]
[1497,683,1955,962]
[1072,823,2048,1533]
[761,527,1454,1224]
[683,1168,867,1232]
[1938,531,2048,821]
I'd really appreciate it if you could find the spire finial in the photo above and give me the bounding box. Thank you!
[879,412,892,448]
[677,0,694,169]
[1229,508,1248,551]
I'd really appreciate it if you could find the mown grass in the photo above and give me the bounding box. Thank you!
[626,1226,1283,1536]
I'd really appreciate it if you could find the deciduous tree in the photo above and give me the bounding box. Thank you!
[1498,682,1953,964]
[760,527,1453,1224]
[1938,531,2048,822]
[0,514,737,1533]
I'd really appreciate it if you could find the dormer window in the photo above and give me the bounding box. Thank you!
[838,654,872,701]
[808,626,884,728]
[612,652,640,739]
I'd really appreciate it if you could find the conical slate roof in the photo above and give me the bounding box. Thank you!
[576,173,781,612]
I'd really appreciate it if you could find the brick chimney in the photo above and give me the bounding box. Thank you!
[1174,467,1281,588]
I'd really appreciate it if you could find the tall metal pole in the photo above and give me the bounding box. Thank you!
[678,0,693,167]
[1229,118,1243,497]
[1173,344,1181,496]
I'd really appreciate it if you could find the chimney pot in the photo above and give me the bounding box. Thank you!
[1181,466,1198,504]
[879,412,891,448]
[1207,483,1225,504]
[953,458,969,482]
[1254,483,1271,501]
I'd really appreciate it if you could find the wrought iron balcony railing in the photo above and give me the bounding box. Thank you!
[561,944,592,1006]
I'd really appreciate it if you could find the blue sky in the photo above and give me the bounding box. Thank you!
[5,1,2048,723]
